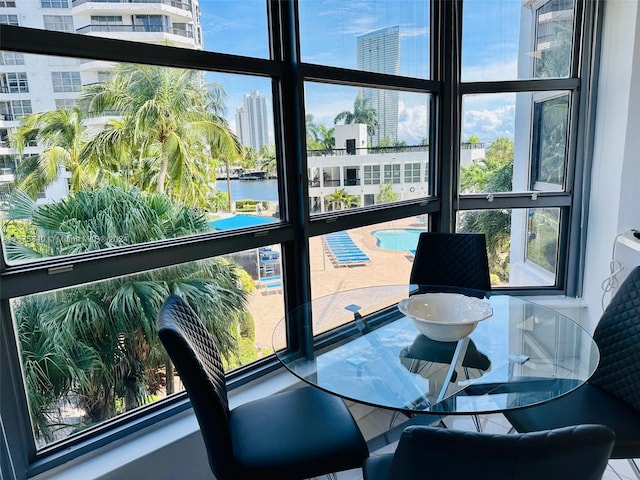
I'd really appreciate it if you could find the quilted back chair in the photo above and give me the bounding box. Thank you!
[504,265,640,477]
[589,265,640,409]
[364,425,615,480]
[409,232,491,299]
[156,294,233,480]
[158,294,370,480]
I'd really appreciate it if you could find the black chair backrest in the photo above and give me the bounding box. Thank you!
[409,232,491,298]
[589,265,640,411]
[388,425,614,480]
[157,294,233,480]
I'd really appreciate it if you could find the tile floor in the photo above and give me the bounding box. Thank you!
[313,407,639,480]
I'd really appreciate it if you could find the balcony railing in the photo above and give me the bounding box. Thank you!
[76,24,194,38]
[72,0,192,10]
[307,142,484,157]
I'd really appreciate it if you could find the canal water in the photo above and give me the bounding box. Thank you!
[214,179,279,202]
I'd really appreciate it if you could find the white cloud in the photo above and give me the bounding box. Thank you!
[463,104,515,143]
[397,101,428,144]
[461,58,518,82]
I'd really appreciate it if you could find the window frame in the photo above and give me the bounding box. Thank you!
[0,0,602,476]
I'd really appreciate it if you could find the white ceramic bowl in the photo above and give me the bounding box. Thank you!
[398,292,493,342]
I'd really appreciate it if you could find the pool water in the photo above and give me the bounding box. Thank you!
[371,228,425,251]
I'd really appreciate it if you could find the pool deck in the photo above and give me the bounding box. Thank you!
[248,216,427,350]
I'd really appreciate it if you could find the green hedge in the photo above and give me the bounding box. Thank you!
[236,199,268,212]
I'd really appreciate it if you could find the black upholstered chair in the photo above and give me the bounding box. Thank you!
[157,294,369,480]
[364,424,614,480]
[504,265,640,478]
[396,232,492,432]
[409,232,491,299]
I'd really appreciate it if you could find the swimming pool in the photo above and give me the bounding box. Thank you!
[371,228,425,252]
[209,214,277,230]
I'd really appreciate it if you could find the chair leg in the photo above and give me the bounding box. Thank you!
[628,459,640,479]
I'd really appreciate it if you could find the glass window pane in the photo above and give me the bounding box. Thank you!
[456,207,560,287]
[298,0,430,79]
[16,0,269,57]
[462,0,575,81]
[305,82,430,214]
[12,249,284,448]
[461,91,570,194]
[0,54,280,265]
[310,215,429,334]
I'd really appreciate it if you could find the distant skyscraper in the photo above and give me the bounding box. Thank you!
[357,26,400,146]
[235,90,269,151]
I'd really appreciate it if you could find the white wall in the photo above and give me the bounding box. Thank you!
[582,0,640,330]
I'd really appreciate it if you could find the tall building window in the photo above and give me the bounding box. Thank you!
[43,15,74,32]
[10,99,32,117]
[383,164,401,184]
[90,16,123,32]
[1,72,28,93]
[0,51,24,65]
[134,15,168,33]
[51,71,81,92]
[363,165,380,185]
[13,100,32,117]
[404,163,421,183]
[0,14,18,25]
[40,0,69,7]
[54,98,78,109]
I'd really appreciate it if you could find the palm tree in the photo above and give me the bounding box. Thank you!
[5,186,249,437]
[334,95,378,138]
[459,136,514,283]
[12,107,95,198]
[325,188,360,211]
[82,64,240,206]
[258,143,277,178]
[376,182,399,204]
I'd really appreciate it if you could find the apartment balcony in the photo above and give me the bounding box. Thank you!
[72,0,193,18]
[76,24,197,48]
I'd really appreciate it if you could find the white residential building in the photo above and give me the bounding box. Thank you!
[0,0,202,203]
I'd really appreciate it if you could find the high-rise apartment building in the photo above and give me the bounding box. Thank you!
[0,0,202,201]
[356,25,400,146]
[235,90,269,151]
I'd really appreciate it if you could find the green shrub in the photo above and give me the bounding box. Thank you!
[235,199,268,212]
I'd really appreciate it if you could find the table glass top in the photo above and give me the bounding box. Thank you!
[272,285,599,415]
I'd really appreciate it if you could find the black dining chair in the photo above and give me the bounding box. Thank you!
[409,232,492,299]
[504,265,640,478]
[395,232,492,432]
[156,294,369,480]
[364,424,615,480]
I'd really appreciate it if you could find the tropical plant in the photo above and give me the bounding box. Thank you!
[459,136,515,283]
[334,95,378,138]
[258,143,277,178]
[325,188,360,211]
[4,186,249,439]
[376,182,399,203]
[82,64,240,207]
[306,115,335,151]
[11,107,95,198]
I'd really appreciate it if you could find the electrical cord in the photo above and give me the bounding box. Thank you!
[601,233,624,311]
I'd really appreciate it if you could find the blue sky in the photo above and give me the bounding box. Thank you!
[198,0,527,145]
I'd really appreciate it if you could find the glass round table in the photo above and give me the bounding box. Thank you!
[272,285,599,416]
